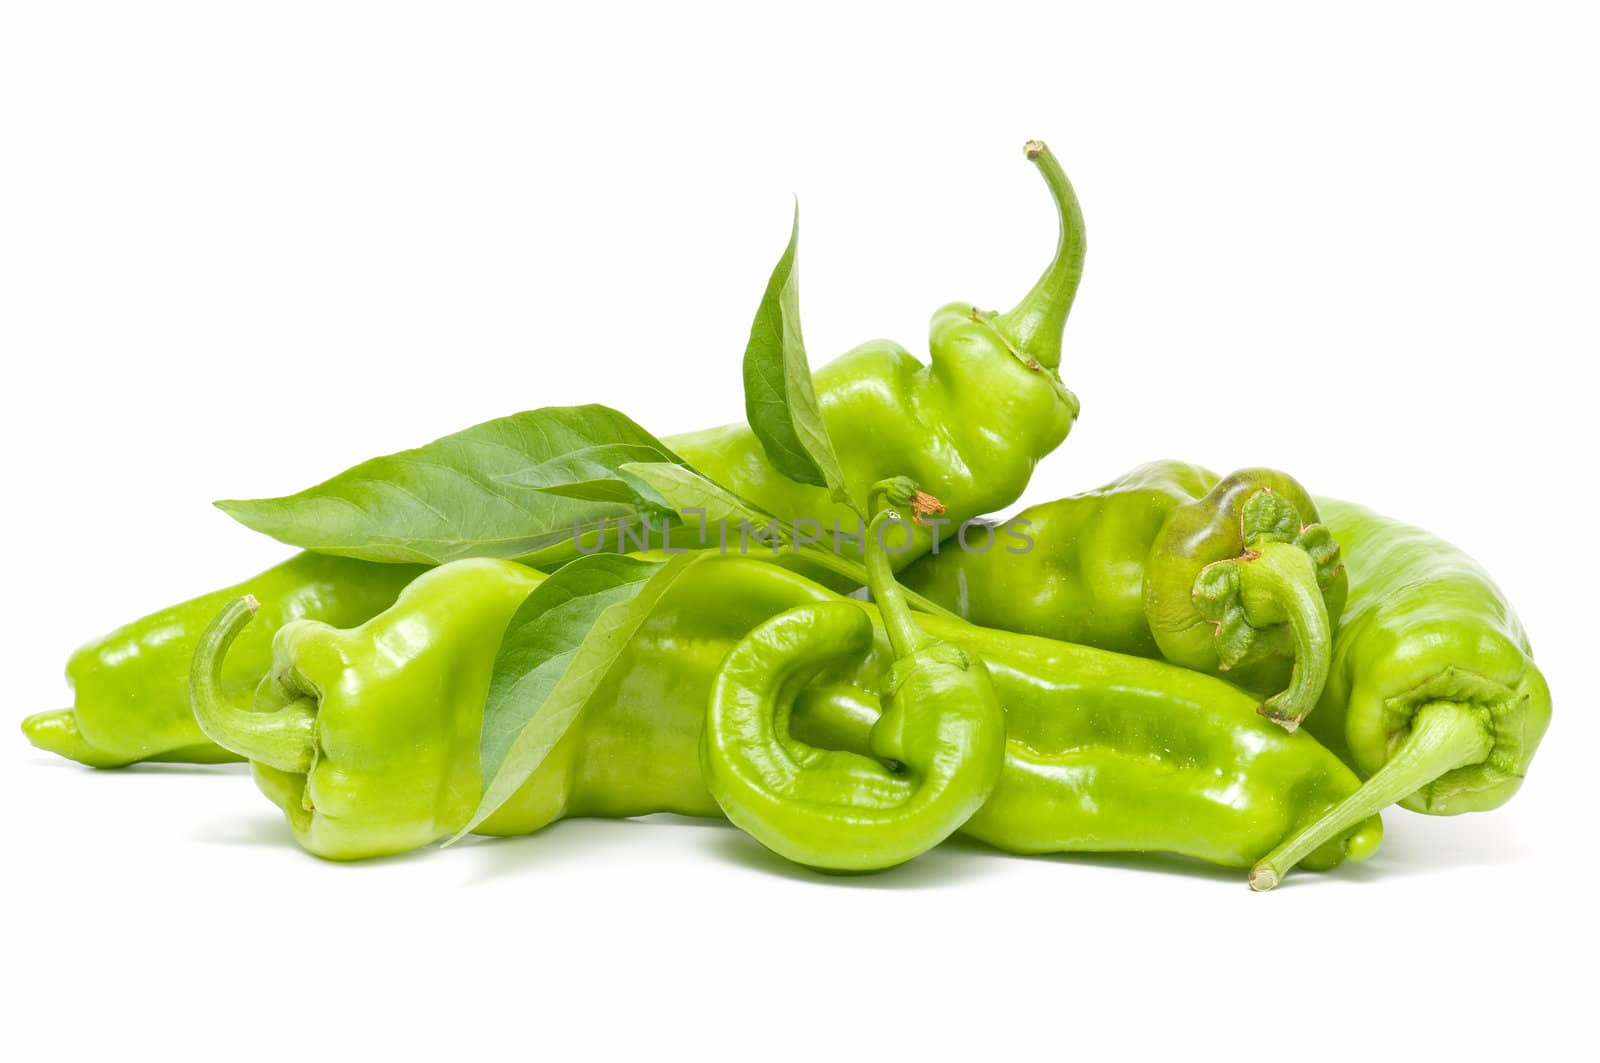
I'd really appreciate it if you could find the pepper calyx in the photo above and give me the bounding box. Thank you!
[1377,667,1520,810]
[1240,489,1344,593]
[1192,561,1259,670]
[1194,537,1333,729]
[967,306,1083,419]
[1239,489,1300,545]
[886,642,971,696]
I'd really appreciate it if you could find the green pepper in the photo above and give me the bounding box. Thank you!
[902,459,1346,727]
[701,481,1006,870]
[481,557,1379,872]
[796,613,1378,871]
[192,547,1377,875]
[667,141,1084,567]
[1249,499,1551,889]
[22,553,425,768]
[190,558,543,860]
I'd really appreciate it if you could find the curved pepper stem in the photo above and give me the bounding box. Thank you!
[1192,490,1338,730]
[991,140,1086,371]
[1249,701,1494,890]
[189,596,317,773]
[866,477,945,658]
[1234,541,1330,730]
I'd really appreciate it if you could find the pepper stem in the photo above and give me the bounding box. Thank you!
[867,478,943,658]
[991,140,1086,371]
[1236,540,1333,731]
[1249,701,1494,890]
[189,596,317,773]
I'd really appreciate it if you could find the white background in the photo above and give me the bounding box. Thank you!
[4,2,1596,1058]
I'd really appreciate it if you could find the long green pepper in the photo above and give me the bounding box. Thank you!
[670,141,1083,567]
[1249,499,1551,888]
[903,460,1346,727]
[23,553,424,767]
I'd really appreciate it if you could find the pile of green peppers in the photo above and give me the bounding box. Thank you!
[22,141,1550,889]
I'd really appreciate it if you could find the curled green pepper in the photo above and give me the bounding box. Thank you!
[669,141,1084,567]
[1249,499,1551,889]
[702,481,1006,870]
[23,553,425,767]
[902,460,1346,727]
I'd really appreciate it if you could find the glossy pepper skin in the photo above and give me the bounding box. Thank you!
[797,611,1377,871]
[193,550,1378,876]
[1250,499,1551,889]
[22,553,424,768]
[702,482,1006,871]
[667,141,1083,568]
[471,557,1378,873]
[902,459,1346,728]
[190,559,543,860]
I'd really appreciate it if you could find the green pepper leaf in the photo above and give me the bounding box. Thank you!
[454,552,704,839]
[742,203,859,513]
[498,443,684,520]
[215,405,676,564]
[621,461,784,540]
